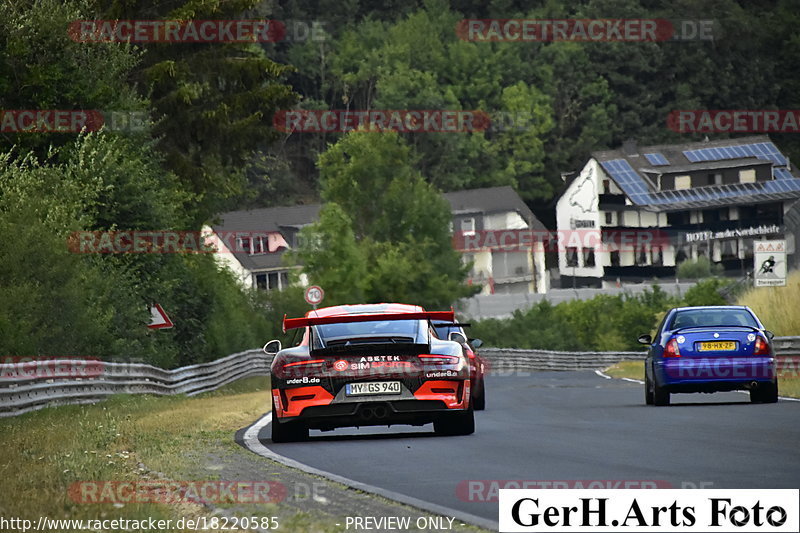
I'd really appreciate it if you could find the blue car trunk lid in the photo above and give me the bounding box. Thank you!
[672,326,760,357]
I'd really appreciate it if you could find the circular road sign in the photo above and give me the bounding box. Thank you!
[304,285,324,306]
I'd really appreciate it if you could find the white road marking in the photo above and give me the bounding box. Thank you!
[241,413,498,531]
[596,367,800,401]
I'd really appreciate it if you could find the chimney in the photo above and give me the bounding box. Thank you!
[622,139,638,156]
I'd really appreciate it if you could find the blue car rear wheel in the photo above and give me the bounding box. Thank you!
[653,379,670,406]
[750,382,778,404]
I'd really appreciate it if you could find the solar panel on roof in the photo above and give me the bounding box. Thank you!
[599,151,800,209]
[644,153,669,166]
[682,142,787,167]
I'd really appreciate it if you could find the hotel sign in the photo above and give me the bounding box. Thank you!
[684,224,781,243]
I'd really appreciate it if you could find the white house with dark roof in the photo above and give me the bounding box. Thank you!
[205,204,320,291]
[445,186,549,294]
[208,186,549,294]
[556,135,800,287]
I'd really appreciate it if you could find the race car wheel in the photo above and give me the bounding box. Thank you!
[653,380,670,406]
[473,378,486,411]
[644,376,654,405]
[434,403,475,436]
[750,382,778,404]
[271,401,309,443]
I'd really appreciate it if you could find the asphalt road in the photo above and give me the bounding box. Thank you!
[253,371,800,523]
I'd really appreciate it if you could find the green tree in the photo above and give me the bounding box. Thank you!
[91,0,299,225]
[300,130,476,308]
[293,203,368,305]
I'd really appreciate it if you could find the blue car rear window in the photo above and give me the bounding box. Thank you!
[670,309,758,329]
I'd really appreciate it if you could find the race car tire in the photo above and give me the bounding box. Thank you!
[653,380,670,406]
[473,378,486,411]
[644,375,654,405]
[434,403,475,436]
[271,401,309,443]
[750,382,778,404]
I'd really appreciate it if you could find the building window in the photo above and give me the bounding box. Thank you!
[237,236,251,254]
[461,218,476,235]
[254,271,288,291]
[605,212,613,225]
[739,169,756,183]
[651,247,663,266]
[674,175,691,190]
[253,236,266,254]
[635,247,648,265]
[721,239,738,260]
[667,211,689,225]
[603,179,611,194]
[610,251,620,266]
[583,247,596,267]
[566,247,579,267]
[702,209,720,223]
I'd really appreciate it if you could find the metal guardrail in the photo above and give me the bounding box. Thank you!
[480,336,800,372]
[772,336,800,357]
[0,349,273,418]
[1,337,798,418]
[478,348,646,372]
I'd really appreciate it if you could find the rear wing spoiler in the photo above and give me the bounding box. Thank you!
[283,310,455,332]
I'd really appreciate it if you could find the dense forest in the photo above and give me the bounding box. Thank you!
[1,0,797,364]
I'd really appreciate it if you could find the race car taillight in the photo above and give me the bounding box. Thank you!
[664,338,681,358]
[418,354,460,365]
[753,335,770,356]
[283,359,326,369]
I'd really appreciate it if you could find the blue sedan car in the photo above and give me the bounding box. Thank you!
[640,306,778,405]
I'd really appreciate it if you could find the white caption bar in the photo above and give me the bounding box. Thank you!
[499,489,799,532]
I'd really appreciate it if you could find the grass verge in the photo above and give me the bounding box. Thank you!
[0,376,343,532]
[737,270,800,336]
[604,360,800,398]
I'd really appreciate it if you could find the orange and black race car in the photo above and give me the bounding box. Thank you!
[264,303,474,442]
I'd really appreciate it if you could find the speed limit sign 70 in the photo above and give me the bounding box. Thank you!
[304,285,324,306]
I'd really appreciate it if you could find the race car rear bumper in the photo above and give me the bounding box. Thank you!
[272,379,470,430]
[289,399,454,430]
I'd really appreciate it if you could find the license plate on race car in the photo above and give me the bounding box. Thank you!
[345,381,401,396]
[698,341,737,351]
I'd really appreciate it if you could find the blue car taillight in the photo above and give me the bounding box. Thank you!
[753,335,770,356]
[664,338,681,358]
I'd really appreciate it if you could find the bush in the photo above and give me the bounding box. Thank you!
[682,278,732,307]
[676,256,723,279]
[470,280,743,352]
[472,286,678,352]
